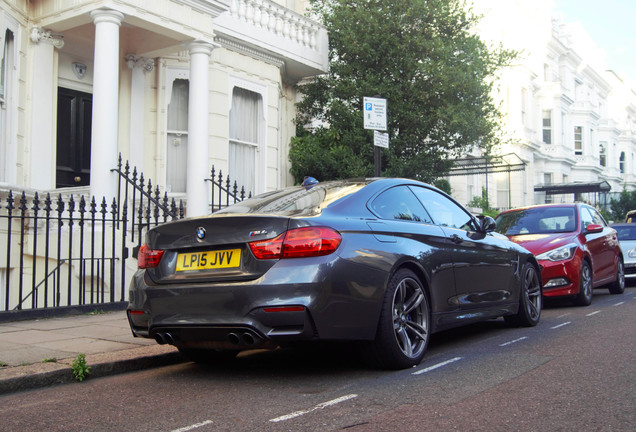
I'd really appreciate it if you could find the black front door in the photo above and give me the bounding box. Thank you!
[56,87,92,188]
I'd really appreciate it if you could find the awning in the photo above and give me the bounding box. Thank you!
[534,181,611,195]
[447,153,526,176]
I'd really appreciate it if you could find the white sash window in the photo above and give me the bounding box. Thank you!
[229,86,263,196]
[166,77,189,193]
[1,27,15,182]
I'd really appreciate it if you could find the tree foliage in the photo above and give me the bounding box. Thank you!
[610,190,636,222]
[290,0,515,184]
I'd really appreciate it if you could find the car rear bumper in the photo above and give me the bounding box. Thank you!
[127,255,388,349]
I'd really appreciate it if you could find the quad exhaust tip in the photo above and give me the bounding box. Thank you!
[155,331,261,346]
[154,332,175,345]
[227,332,261,345]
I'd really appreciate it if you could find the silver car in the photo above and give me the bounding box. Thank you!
[610,223,636,280]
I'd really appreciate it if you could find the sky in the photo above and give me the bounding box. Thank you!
[552,0,636,83]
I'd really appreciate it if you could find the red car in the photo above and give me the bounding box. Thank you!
[495,203,625,305]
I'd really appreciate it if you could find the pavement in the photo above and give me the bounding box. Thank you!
[0,310,185,395]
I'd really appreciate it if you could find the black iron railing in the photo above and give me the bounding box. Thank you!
[111,154,184,251]
[0,191,122,312]
[1,156,250,316]
[207,166,252,213]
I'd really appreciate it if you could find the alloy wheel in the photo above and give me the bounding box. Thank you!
[391,277,428,359]
[523,265,542,321]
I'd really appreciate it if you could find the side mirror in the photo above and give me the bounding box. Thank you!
[480,215,497,233]
[585,224,603,234]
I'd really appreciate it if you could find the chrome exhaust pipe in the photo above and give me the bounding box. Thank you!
[164,333,175,345]
[227,333,240,345]
[242,332,256,345]
[154,333,167,345]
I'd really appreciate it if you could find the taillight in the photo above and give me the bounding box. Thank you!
[249,233,285,260]
[138,244,165,269]
[249,227,342,260]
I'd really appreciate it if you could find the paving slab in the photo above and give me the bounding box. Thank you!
[0,310,186,394]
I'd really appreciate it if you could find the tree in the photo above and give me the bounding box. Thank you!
[467,186,498,217]
[610,189,636,222]
[291,0,515,184]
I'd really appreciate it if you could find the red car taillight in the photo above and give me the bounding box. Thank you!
[249,227,342,260]
[137,244,165,269]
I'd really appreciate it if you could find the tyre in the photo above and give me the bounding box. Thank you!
[178,348,238,364]
[608,259,625,295]
[574,260,593,306]
[505,262,542,327]
[365,269,430,370]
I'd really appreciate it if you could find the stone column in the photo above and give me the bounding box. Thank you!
[89,9,124,201]
[185,41,215,217]
[125,54,154,172]
[29,27,64,190]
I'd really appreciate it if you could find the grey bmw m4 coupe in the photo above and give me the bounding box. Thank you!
[127,178,541,369]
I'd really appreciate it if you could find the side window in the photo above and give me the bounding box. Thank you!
[580,207,595,228]
[588,207,606,226]
[369,186,432,223]
[410,186,475,231]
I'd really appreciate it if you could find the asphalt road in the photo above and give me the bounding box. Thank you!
[1,287,635,432]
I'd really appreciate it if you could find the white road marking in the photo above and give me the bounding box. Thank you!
[551,321,571,329]
[171,420,214,432]
[614,301,625,306]
[499,336,528,347]
[412,357,462,375]
[586,310,601,316]
[269,394,358,423]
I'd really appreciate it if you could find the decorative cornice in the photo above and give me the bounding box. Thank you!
[30,26,64,49]
[214,36,285,70]
[125,54,154,72]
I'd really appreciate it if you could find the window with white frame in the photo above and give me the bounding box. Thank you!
[574,126,583,155]
[599,141,607,167]
[1,28,15,182]
[544,172,553,204]
[229,86,263,196]
[496,173,510,209]
[619,152,625,174]
[166,78,189,193]
[542,110,552,144]
[466,174,475,205]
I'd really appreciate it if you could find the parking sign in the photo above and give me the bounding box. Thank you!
[363,97,387,130]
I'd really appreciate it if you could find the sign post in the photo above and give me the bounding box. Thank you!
[363,97,388,177]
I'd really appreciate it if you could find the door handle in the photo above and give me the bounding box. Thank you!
[450,234,462,244]
[74,176,81,183]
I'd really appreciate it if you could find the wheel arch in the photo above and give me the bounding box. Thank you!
[392,259,431,302]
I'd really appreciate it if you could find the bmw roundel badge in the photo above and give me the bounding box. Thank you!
[196,226,206,240]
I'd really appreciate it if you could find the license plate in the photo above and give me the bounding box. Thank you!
[176,249,241,271]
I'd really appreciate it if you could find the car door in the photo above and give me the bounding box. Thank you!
[581,206,617,284]
[409,186,518,310]
[367,185,458,316]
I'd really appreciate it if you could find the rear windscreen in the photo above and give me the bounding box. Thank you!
[614,226,636,240]
[214,180,369,217]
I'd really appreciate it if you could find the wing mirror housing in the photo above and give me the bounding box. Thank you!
[585,224,603,234]
[479,215,497,233]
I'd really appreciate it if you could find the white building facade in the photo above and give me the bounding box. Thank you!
[0,0,328,216]
[451,0,636,212]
